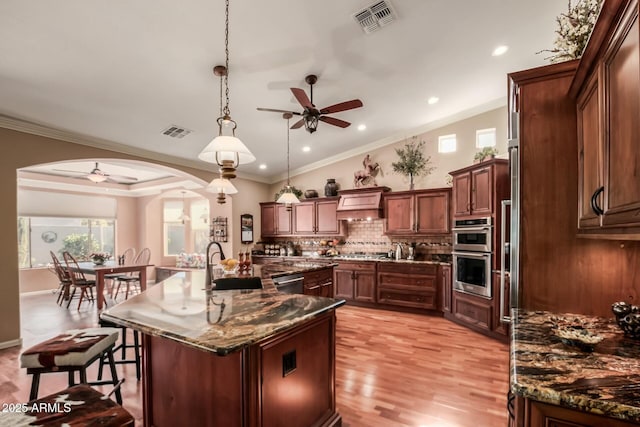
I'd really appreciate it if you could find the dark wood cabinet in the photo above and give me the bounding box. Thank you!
[450,160,507,219]
[441,264,452,313]
[471,166,492,215]
[303,267,333,298]
[293,197,344,236]
[333,262,376,303]
[260,202,292,238]
[275,204,292,235]
[377,263,439,310]
[383,188,451,235]
[452,291,492,333]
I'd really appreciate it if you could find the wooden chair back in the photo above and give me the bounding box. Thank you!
[50,251,71,283]
[133,247,151,266]
[62,252,90,286]
[121,247,136,265]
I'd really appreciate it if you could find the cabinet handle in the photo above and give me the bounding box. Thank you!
[590,186,604,216]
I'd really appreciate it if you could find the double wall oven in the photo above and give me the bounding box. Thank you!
[452,217,492,298]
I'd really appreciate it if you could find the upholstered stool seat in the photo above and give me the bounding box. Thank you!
[20,328,123,404]
[0,384,133,426]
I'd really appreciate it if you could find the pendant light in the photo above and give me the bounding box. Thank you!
[207,171,238,204]
[179,191,191,224]
[198,0,255,179]
[276,113,300,209]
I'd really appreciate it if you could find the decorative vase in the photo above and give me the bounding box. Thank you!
[304,189,318,198]
[93,258,105,265]
[324,179,338,196]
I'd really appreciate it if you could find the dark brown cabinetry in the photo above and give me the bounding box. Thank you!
[334,262,376,303]
[377,263,439,310]
[450,159,508,219]
[576,0,640,236]
[383,189,451,235]
[260,202,291,238]
[441,264,452,313]
[293,198,344,236]
[303,268,333,298]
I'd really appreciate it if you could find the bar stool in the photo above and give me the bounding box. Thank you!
[98,318,141,381]
[20,328,124,404]
[0,384,134,426]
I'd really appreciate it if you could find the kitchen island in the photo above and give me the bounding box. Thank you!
[510,310,640,426]
[101,265,345,427]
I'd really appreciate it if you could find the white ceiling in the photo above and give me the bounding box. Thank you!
[0,0,564,183]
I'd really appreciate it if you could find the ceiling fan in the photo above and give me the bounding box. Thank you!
[53,162,139,184]
[257,74,363,133]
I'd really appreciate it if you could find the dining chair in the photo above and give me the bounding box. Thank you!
[113,248,151,300]
[49,251,72,306]
[62,252,97,310]
[105,247,136,297]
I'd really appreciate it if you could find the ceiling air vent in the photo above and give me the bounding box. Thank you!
[162,125,192,139]
[353,0,396,34]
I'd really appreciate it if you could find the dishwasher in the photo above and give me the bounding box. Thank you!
[272,273,304,294]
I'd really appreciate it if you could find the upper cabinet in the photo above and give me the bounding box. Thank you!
[450,159,509,218]
[260,202,291,238]
[293,197,345,236]
[383,188,451,235]
[574,0,640,237]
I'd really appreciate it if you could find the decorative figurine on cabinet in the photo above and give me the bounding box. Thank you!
[354,154,380,187]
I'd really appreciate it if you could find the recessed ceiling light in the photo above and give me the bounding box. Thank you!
[357,124,367,131]
[259,164,267,170]
[302,146,311,152]
[427,96,439,105]
[492,45,509,56]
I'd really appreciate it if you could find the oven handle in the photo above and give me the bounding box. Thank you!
[500,200,511,324]
[453,226,492,232]
[275,277,304,285]
[452,251,490,259]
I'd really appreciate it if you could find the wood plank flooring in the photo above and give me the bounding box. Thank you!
[0,293,509,426]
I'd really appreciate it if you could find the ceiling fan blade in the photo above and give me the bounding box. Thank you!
[52,168,87,175]
[106,174,139,182]
[290,118,305,129]
[257,107,301,115]
[319,116,351,128]
[290,88,313,109]
[319,99,363,115]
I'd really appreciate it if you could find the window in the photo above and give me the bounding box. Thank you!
[191,199,210,254]
[163,200,186,256]
[476,128,496,148]
[438,134,457,153]
[18,216,115,268]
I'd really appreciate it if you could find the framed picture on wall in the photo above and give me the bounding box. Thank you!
[241,214,253,244]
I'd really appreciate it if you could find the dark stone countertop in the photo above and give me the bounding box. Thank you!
[253,254,451,266]
[101,265,344,356]
[511,309,640,422]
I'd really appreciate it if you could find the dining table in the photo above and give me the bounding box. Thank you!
[68,261,153,310]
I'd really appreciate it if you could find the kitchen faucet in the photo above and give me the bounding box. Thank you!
[205,241,226,288]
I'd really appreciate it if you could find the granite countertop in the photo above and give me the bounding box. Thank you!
[101,266,345,356]
[253,254,450,266]
[258,261,337,278]
[511,309,640,422]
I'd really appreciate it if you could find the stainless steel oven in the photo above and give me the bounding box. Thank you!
[453,217,492,252]
[453,251,492,298]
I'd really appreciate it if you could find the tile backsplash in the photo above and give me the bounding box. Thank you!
[266,219,452,261]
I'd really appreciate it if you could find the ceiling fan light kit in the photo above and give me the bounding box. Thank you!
[87,172,108,183]
[198,0,255,180]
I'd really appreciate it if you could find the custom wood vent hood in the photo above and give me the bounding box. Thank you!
[336,186,390,220]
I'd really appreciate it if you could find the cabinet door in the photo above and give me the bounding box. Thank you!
[315,199,341,235]
[577,69,603,230]
[416,191,450,234]
[452,173,472,217]
[602,6,640,227]
[384,193,414,234]
[293,202,316,234]
[275,204,292,235]
[354,271,376,302]
[471,166,492,215]
[260,204,276,237]
[334,269,354,300]
[441,265,451,313]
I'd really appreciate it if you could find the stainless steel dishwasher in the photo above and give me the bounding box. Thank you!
[272,273,304,294]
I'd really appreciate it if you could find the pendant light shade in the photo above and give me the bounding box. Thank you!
[198,135,256,165]
[207,173,238,204]
[179,191,191,223]
[87,173,107,183]
[277,113,300,208]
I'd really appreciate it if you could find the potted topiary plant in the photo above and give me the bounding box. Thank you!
[392,136,435,190]
[474,147,499,163]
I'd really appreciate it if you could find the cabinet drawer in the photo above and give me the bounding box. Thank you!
[303,268,333,285]
[453,294,491,330]
[335,262,376,272]
[377,262,437,275]
[378,273,436,290]
[377,288,437,309]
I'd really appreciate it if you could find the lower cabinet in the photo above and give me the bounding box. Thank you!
[334,262,376,302]
[303,268,333,298]
[452,291,492,332]
[377,263,439,310]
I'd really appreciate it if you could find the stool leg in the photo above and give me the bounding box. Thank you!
[133,330,141,381]
[79,368,87,384]
[121,329,127,359]
[107,350,123,405]
[29,373,40,401]
[97,353,105,381]
[68,371,75,386]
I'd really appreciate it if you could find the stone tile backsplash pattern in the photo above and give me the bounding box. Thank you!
[269,219,451,260]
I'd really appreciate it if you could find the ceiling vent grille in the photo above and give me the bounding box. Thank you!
[353,0,396,34]
[162,125,192,138]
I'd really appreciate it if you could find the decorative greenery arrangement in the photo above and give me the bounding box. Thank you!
[539,0,603,63]
[392,136,435,190]
[474,147,499,162]
[89,252,111,264]
[274,185,302,201]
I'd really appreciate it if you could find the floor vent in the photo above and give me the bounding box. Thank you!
[162,125,192,138]
[353,0,396,34]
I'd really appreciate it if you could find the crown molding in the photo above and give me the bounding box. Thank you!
[0,114,271,184]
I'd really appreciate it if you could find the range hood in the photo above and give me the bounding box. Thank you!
[336,186,390,220]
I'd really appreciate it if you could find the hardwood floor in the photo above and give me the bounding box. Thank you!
[0,293,509,426]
